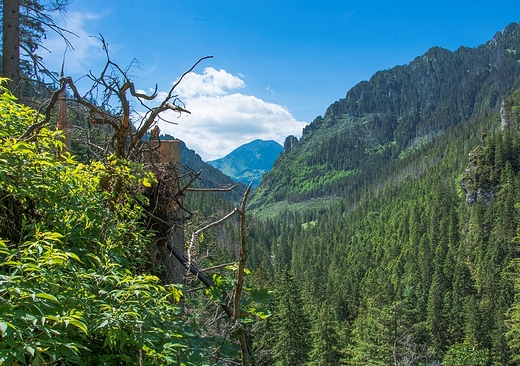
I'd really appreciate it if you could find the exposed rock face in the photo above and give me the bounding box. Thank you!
[284,135,299,153]
[460,149,496,204]
[461,184,496,204]
[460,178,475,204]
[501,97,510,130]
[461,150,478,204]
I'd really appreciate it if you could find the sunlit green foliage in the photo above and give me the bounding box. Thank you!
[0,80,215,365]
[442,342,487,366]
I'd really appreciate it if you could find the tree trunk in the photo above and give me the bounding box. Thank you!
[232,183,253,366]
[2,0,21,97]
[57,71,71,152]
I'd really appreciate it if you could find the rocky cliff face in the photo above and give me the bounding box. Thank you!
[460,148,497,204]
[283,135,299,153]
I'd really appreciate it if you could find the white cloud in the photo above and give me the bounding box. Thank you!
[159,68,308,161]
[175,67,246,98]
[42,14,307,162]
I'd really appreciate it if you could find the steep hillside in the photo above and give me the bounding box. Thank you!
[244,21,520,365]
[250,22,520,216]
[246,80,520,366]
[206,139,283,188]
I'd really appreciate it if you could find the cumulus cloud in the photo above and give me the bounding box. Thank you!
[159,68,308,161]
[175,67,246,98]
[41,13,307,161]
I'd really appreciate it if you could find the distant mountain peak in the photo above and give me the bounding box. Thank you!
[206,139,283,188]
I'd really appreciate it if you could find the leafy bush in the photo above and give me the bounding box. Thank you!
[0,80,213,365]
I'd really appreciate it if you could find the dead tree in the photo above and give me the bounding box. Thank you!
[19,49,257,365]
[83,38,212,159]
[20,38,212,161]
[2,0,21,95]
[181,182,255,365]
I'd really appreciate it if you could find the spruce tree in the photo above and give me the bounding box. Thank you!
[272,268,311,366]
[307,302,342,366]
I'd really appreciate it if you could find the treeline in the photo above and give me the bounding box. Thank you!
[246,89,520,364]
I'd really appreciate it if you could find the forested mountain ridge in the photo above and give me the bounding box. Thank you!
[4,5,520,362]
[250,22,520,215]
[243,21,520,365]
[246,84,520,365]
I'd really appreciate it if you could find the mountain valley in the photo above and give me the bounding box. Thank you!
[243,22,520,364]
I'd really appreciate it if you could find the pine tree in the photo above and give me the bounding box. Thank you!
[307,302,342,366]
[348,292,395,365]
[1,0,70,95]
[272,268,311,366]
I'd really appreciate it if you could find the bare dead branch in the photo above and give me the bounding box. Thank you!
[171,56,213,97]
[19,75,123,141]
[185,185,238,192]
[187,208,239,265]
[155,114,179,125]
[232,182,254,365]
[164,102,191,114]
[122,80,158,101]
[165,241,233,318]
[142,208,174,227]
[185,286,207,293]
[19,77,68,139]
[179,170,203,194]
[200,262,237,272]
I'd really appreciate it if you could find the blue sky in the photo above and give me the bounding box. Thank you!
[43,0,520,160]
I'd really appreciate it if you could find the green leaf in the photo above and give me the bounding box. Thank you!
[0,321,8,335]
[41,231,64,241]
[66,251,82,262]
[25,345,36,357]
[35,292,59,303]
[168,285,183,303]
[205,286,223,302]
[67,318,88,334]
[2,261,22,266]
[96,319,109,330]
[250,309,270,320]
[163,342,188,350]
[251,288,273,303]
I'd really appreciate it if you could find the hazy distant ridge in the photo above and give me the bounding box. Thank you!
[206,139,283,188]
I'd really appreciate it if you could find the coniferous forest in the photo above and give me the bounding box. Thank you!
[4,4,520,364]
[246,22,520,365]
